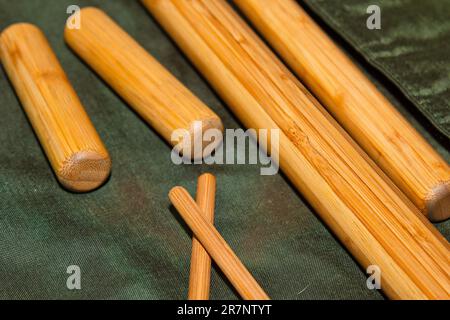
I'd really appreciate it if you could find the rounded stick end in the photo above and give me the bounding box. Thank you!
[198,172,216,184]
[1,22,41,39]
[175,117,224,161]
[0,23,43,58]
[426,182,450,222]
[63,7,103,40]
[57,150,111,192]
[169,186,190,209]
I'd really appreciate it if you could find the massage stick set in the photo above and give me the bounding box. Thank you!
[0,0,447,299]
[145,0,449,299]
[234,0,450,222]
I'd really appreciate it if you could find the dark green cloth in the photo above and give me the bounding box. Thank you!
[0,0,448,300]
[302,0,450,139]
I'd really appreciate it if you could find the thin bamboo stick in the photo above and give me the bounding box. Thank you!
[169,186,270,300]
[188,173,216,300]
[0,23,111,192]
[144,0,450,299]
[64,8,223,160]
[235,0,450,222]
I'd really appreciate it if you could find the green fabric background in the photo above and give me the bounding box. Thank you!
[0,0,448,300]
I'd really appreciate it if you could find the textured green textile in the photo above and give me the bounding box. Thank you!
[302,0,450,139]
[0,0,448,300]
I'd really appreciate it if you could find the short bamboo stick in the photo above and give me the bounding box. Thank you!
[64,7,223,160]
[144,0,450,299]
[0,23,111,192]
[169,186,270,300]
[235,0,450,221]
[188,173,216,300]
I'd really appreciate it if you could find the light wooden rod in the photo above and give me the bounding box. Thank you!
[188,173,216,300]
[144,0,450,299]
[169,186,270,300]
[0,23,111,192]
[235,0,450,221]
[64,7,223,160]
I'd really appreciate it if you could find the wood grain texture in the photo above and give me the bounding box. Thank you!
[169,186,270,300]
[0,23,111,192]
[64,8,223,160]
[144,0,450,299]
[188,173,216,300]
[235,0,450,222]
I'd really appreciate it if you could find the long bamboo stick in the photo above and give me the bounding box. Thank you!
[235,0,450,222]
[64,8,223,160]
[188,173,216,300]
[0,23,111,192]
[144,0,450,299]
[169,186,270,300]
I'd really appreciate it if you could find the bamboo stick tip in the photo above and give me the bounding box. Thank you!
[198,172,216,182]
[169,186,186,199]
[191,117,223,160]
[57,150,111,192]
[1,22,41,42]
[174,117,224,160]
[426,181,450,222]
[63,7,104,37]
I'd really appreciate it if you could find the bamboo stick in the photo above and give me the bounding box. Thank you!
[144,0,450,299]
[235,0,450,222]
[169,186,270,300]
[64,8,223,160]
[188,173,216,300]
[0,23,111,192]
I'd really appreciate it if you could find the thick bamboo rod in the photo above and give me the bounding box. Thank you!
[235,0,450,222]
[144,0,450,299]
[64,8,223,160]
[169,186,270,300]
[0,23,111,192]
[188,173,216,300]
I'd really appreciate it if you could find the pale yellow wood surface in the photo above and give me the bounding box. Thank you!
[64,8,223,160]
[188,173,216,300]
[0,23,111,192]
[235,0,450,221]
[144,0,450,299]
[170,186,270,300]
